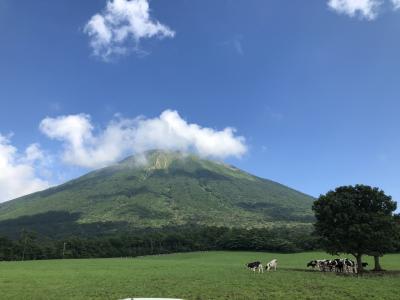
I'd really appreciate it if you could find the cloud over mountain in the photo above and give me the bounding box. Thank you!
[84,0,175,60]
[0,135,49,203]
[40,110,247,169]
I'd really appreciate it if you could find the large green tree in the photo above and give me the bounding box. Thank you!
[313,185,398,272]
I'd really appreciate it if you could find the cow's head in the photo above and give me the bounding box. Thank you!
[306,260,316,267]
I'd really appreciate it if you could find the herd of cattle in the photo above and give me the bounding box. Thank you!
[306,258,367,273]
[246,258,368,274]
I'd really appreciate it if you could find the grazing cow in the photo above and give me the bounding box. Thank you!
[326,260,336,272]
[246,261,264,273]
[307,260,327,271]
[330,259,344,273]
[317,260,329,272]
[266,259,278,271]
[307,259,329,271]
[307,260,318,269]
[318,259,333,272]
[343,258,357,273]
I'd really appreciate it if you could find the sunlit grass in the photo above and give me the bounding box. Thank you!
[0,251,399,299]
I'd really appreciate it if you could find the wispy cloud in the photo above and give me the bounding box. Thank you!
[327,0,382,20]
[222,35,244,56]
[84,0,175,61]
[391,0,400,9]
[265,106,284,122]
[40,110,247,169]
[233,36,244,56]
[0,135,50,203]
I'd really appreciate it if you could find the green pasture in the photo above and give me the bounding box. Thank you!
[0,251,399,300]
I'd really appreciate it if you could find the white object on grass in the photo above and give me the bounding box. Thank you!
[120,298,183,300]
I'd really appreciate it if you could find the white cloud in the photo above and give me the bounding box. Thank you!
[24,144,45,162]
[133,110,247,159]
[40,110,247,169]
[327,0,382,20]
[84,0,175,60]
[0,135,49,203]
[391,0,400,9]
[40,114,133,169]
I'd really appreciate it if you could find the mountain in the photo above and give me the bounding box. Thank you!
[0,150,315,237]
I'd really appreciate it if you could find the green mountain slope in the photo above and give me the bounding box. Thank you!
[0,150,314,234]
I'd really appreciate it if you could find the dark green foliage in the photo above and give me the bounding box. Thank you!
[313,185,398,271]
[0,151,314,230]
[0,211,129,239]
[391,214,400,252]
[0,225,318,261]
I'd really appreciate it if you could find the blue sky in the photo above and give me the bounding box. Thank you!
[0,0,399,207]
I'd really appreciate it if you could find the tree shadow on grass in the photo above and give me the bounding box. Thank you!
[360,270,400,277]
[284,268,400,277]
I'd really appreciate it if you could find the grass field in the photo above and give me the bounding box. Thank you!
[0,251,399,300]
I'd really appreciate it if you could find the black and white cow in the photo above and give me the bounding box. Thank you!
[246,261,264,273]
[343,258,357,273]
[330,259,344,273]
[306,260,318,269]
[307,260,329,271]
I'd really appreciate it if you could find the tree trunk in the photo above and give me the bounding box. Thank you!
[356,254,363,273]
[373,255,382,271]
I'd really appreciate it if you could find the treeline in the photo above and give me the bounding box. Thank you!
[0,225,319,261]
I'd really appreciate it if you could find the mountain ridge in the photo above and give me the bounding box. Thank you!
[0,150,315,235]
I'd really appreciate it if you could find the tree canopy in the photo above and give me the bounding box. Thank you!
[313,185,398,272]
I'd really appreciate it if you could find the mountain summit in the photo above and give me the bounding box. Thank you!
[0,150,314,234]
